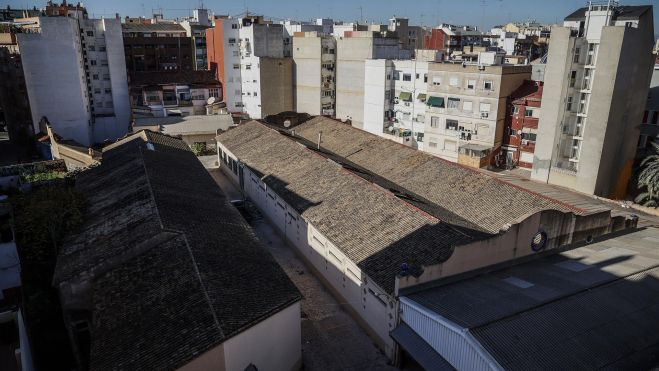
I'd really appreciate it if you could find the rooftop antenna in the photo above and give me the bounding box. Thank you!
[358,6,363,23]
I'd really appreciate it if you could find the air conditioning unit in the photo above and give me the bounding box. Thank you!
[481,112,489,118]
[394,99,399,104]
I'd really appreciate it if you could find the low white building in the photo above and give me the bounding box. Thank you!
[18,16,130,146]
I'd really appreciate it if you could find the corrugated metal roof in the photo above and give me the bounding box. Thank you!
[391,322,456,371]
[404,228,659,370]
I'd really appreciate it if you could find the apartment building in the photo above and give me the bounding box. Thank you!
[336,31,408,129]
[293,32,336,116]
[206,16,293,118]
[128,70,221,117]
[532,4,655,198]
[423,24,485,55]
[180,8,212,70]
[122,23,193,73]
[282,20,323,57]
[638,69,659,158]
[423,62,530,167]
[499,80,543,169]
[0,27,33,144]
[388,17,426,51]
[18,16,130,146]
[363,59,428,150]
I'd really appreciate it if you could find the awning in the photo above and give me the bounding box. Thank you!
[427,96,445,108]
[417,93,427,101]
[390,323,456,371]
[399,92,412,102]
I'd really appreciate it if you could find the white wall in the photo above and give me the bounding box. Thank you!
[363,59,390,135]
[19,17,91,145]
[223,302,301,371]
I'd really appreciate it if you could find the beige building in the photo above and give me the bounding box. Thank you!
[293,32,336,116]
[336,31,408,129]
[532,4,655,198]
[423,63,531,166]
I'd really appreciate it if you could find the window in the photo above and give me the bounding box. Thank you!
[467,79,476,89]
[432,77,441,86]
[480,102,491,113]
[428,140,438,148]
[228,38,237,43]
[88,45,95,51]
[449,77,458,86]
[566,96,573,111]
[403,73,412,81]
[423,73,428,83]
[415,73,420,79]
[104,88,112,94]
[93,88,101,94]
[484,80,493,90]
[512,106,519,114]
[254,92,258,97]
[463,101,473,112]
[233,64,240,69]
[231,24,239,29]
[245,64,252,70]
[99,46,106,52]
[525,109,534,117]
[233,50,240,56]
[90,60,97,66]
[430,116,440,128]
[92,74,99,80]
[86,31,93,37]
[446,119,458,130]
[209,88,220,98]
[521,132,537,142]
[573,47,580,63]
[447,97,460,109]
[393,71,401,80]
[101,60,108,66]
[105,101,113,108]
[569,70,577,87]
[235,102,244,107]
[103,74,110,80]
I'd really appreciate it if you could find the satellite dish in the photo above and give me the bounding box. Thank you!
[207,97,216,105]
[283,119,291,128]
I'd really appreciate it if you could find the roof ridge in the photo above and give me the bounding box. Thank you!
[138,144,225,338]
[257,121,441,224]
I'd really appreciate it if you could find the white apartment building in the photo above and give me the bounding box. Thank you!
[336,31,409,129]
[423,62,530,167]
[18,16,130,146]
[293,32,336,116]
[532,3,655,198]
[363,59,428,150]
[208,16,293,119]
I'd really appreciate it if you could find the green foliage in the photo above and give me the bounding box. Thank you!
[190,142,214,156]
[11,183,86,263]
[20,171,67,183]
[635,142,659,208]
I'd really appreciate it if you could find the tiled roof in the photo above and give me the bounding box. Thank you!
[54,131,300,371]
[128,70,220,86]
[291,117,587,234]
[405,227,659,370]
[217,121,486,293]
[121,22,186,32]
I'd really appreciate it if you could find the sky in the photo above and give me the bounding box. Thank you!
[4,0,659,36]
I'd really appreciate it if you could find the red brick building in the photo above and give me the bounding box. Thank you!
[499,80,543,169]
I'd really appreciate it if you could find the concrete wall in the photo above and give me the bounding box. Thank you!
[259,58,294,118]
[223,302,301,371]
[531,27,572,184]
[336,37,374,128]
[293,36,322,115]
[363,59,391,135]
[18,17,90,145]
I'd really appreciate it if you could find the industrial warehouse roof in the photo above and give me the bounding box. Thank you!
[564,5,652,21]
[290,116,587,234]
[217,121,487,293]
[403,227,659,370]
[54,131,300,370]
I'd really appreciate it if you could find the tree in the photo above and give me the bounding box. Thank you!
[635,141,659,208]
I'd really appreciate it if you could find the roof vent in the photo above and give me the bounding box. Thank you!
[146,142,155,151]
